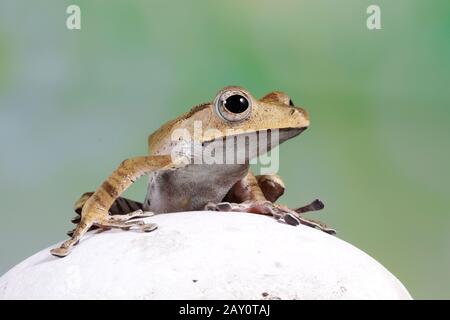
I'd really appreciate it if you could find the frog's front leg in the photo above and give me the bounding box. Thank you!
[68,192,149,236]
[50,155,177,257]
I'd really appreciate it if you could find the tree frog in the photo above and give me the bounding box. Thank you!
[51,86,334,257]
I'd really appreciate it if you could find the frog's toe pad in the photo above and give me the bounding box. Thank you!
[204,202,233,211]
[143,223,158,232]
[50,247,70,258]
[283,213,300,226]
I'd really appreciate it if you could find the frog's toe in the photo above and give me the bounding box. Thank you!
[283,213,300,226]
[50,247,71,258]
[294,199,325,213]
[204,202,217,211]
[216,202,234,211]
[205,202,231,211]
[142,223,158,232]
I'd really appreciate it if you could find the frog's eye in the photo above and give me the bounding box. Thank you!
[214,89,252,122]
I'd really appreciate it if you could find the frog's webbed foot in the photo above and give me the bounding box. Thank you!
[51,219,94,257]
[52,209,157,258]
[205,200,335,235]
[67,210,156,235]
[98,210,158,232]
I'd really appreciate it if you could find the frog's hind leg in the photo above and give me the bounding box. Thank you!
[255,174,325,214]
[72,192,144,221]
[255,174,285,202]
[206,200,335,234]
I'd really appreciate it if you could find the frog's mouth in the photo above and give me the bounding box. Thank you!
[278,127,308,143]
[201,126,307,163]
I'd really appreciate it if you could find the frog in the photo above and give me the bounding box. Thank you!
[51,86,334,257]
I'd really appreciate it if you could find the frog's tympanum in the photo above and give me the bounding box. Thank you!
[51,86,334,257]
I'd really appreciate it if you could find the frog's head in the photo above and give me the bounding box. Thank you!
[149,86,310,160]
[210,86,309,139]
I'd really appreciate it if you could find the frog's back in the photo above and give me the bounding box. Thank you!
[147,103,212,155]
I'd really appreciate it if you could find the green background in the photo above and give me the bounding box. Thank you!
[0,0,449,299]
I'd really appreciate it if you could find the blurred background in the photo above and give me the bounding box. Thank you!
[0,0,449,299]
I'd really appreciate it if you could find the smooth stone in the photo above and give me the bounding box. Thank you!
[0,211,412,299]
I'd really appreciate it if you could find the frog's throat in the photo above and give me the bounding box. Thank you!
[197,127,307,162]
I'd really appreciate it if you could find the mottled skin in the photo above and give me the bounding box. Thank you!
[51,86,333,257]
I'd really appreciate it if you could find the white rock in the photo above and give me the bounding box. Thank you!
[0,211,411,300]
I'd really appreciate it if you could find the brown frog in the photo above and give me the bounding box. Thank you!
[51,86,334,257]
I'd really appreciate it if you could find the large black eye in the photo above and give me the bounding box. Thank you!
[224,95,249,114]
[289,99,295,106]
[215,88,253,122]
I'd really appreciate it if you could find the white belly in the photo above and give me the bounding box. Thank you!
[143,164,248,213]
